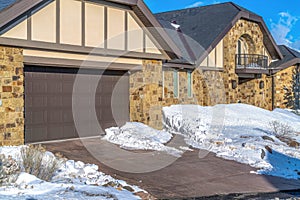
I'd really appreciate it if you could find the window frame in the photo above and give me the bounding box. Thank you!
[187,70,193,98]
[173,70,179,98]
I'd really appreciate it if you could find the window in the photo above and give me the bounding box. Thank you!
[200,40,223,68]
[187,71,192,97]
[236,38,248,55]
[236,37,249,66]
[173,70,179,98]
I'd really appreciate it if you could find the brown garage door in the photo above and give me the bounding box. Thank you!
[25,66,129,143]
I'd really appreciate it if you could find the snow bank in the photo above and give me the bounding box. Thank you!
[163,104,300,179]
[103,122,183,157]
[0,146,145,199]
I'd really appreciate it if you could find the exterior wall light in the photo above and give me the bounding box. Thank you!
[232,80,237,89]
[259,81,264,89]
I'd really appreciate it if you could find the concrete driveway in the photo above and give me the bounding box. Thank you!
[42,137,300,199]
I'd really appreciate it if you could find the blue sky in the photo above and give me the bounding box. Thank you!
[144,0,300,51]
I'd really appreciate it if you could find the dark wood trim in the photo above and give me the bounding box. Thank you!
[27,13,32,41]
[124,11,128,51]
[56,0,60,44]
[88,0,131,11]
[236,68,269,74]
[201,67,224,72]
[163,62,194,70]
[81,0,85,47]
[215,48,217,66]
[104,6,108,49]
[0,37,167,59]
[0,38,166,60]
[24,56,140,70]
[0,0,44,29]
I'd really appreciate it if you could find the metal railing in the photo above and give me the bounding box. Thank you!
[236,54,269,70]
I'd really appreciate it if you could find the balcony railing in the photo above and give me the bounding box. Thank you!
[235,54,269,70]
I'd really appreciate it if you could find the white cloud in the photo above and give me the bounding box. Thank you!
[185,1,204,8]
[271,12,300,51]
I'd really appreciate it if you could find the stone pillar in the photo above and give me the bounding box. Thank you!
[129,60,163,129]
[0,46,24,146]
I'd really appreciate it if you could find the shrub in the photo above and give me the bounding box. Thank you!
[268,121,294,137]
[20,145,64,181]
[0,154,20,186]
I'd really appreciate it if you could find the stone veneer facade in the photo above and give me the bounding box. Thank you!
[274,65,299,109]
[0,46,24,145]
[130,19,274,129]
[222,19,273,110]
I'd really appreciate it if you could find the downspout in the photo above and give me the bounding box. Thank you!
[270,68,275,110]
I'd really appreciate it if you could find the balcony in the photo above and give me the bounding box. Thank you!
[235,54,269,77]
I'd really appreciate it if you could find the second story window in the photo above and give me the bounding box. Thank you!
[235,34,268,70]
[237,38,248,55]
[200,40,224,69]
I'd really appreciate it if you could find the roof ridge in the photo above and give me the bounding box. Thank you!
[229,1,262,17]
[283,45,300,58]
[154,1,233,15]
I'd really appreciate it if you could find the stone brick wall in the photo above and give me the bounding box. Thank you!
[0,46,24,146]
[130,60,164,128]
[222,19,273,110]
[274,66,296,108]
[130,62,226,129]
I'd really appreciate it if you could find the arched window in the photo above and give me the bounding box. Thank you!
[236,35,255,67]
[236,38,248,55]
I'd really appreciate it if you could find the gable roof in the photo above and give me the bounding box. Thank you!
[0,0,180,60]
[270,45,300,72]
[155,2,283,65]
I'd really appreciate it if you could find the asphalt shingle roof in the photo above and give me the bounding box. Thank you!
[155,2,241,52]
[0,0,18,12]
[270,45,300,69]
[155,2,277,65]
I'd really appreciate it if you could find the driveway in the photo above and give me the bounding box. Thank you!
[42,138,300,199]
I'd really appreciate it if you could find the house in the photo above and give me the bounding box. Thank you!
[0,0,297,146]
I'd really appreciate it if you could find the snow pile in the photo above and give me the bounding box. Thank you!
[163,104,300,179]
[0,146,145,199]
[103,122,183,157]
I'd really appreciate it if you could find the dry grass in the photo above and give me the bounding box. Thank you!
[269,121,294,137]
[20,144,64,181]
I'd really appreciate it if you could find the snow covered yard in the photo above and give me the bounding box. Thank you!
[0,146,146,200]
[103,103,300,180]
[163,104,300,179]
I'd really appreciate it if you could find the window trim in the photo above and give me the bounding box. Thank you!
[187,70,193,98]
[173,69,179,98]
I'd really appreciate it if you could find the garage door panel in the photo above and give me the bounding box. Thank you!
[48,96,63,107]
[26,126,48,142]
[48,110,63,123]
[25,66,129,143]
[30,110,46,125]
